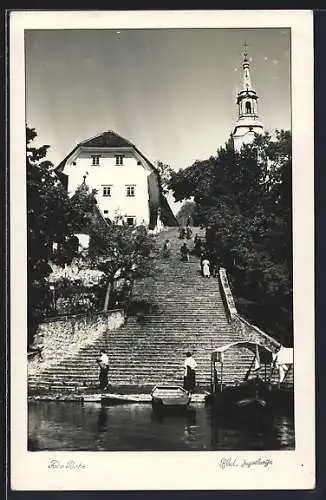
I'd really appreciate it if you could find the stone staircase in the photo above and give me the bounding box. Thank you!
[28,227,272,393]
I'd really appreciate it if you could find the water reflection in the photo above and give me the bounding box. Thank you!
[28,402,295,451]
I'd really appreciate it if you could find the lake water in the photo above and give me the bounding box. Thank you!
[28,401,295,451]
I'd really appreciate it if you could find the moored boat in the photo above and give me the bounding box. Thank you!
[100,393,151,406]
[151,384,191,412]
[205,341,293,415]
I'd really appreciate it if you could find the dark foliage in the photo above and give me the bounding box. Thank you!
[169,131,292,345]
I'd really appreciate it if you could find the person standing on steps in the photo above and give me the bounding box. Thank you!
[162,239,171,258]
[202,256,211,278]
[183,352,197,393]
[179,227,186,239]
[200,252,205,274]
[180,242,190,262]
[96,350,109,391]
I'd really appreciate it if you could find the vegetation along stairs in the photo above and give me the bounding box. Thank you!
[28,227,280,393]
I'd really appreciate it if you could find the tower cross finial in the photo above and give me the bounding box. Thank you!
[243,41,248,61]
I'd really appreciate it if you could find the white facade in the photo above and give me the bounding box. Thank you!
[233,118,264,151]
[62,146,153,226]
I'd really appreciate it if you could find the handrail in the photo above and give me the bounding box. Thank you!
[218,267,280,350]
[218,267,237,321]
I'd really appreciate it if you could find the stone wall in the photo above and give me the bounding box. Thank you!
[28,309,125,374]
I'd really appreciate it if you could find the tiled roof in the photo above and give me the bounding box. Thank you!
[80,130,134,149]
[55,130,145,173]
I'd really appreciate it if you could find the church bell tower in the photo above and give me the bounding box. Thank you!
[232,43,264,151]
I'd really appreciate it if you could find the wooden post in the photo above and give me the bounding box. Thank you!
[269,359,276,383]
[211,357,214,393]
[220,362,224,392]
[281,365,291,384]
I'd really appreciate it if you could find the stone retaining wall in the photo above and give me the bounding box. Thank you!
[28,309,125,374]
[219,268,238,320]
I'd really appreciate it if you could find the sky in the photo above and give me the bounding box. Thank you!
[25,28,291,213]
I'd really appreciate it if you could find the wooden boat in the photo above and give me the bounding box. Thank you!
[205,341,293,415]
[100,393,151,406]
[151,384,191,411]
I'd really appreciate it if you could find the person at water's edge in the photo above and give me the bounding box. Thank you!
[184,352,197,393]
[96,350,109,390]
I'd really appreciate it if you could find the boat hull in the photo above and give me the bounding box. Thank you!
[205,381,294,416]
[151,385,191,412]
[206,379,270,413]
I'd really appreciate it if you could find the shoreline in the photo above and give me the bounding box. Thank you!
[28,392,207,403]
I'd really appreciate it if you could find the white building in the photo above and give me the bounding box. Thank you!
[232,45,264,151]
[55,130,176,229]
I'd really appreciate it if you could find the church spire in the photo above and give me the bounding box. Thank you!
[232,43,264,150]
[242,42,252,91]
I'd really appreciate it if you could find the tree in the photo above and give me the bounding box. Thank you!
[86,218,155,312]
[155,160,174,195]
[26,126,86,344]
[169,131,293,345]
[175,201,200,226]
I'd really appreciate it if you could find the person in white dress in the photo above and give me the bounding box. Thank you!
[96,350,109,390]
[202,258,210,278]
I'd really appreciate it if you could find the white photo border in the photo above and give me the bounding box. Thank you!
[10,9,315,491]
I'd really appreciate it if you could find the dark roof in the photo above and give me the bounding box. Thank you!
[81,130,134,149]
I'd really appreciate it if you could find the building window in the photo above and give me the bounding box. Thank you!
[103,210,109,214]
[115,155,124,165]
[102,185,111,197]
[126,185,135,197]
[91,155,101,166]
[245,101,252,114]
[126,216,136,226]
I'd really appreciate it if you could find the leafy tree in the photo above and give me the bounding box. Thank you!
[169,131,293,345]
[26,126,88,344]
[175,201,200,226]
[155,160,174,195]
[87,218,155,312]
